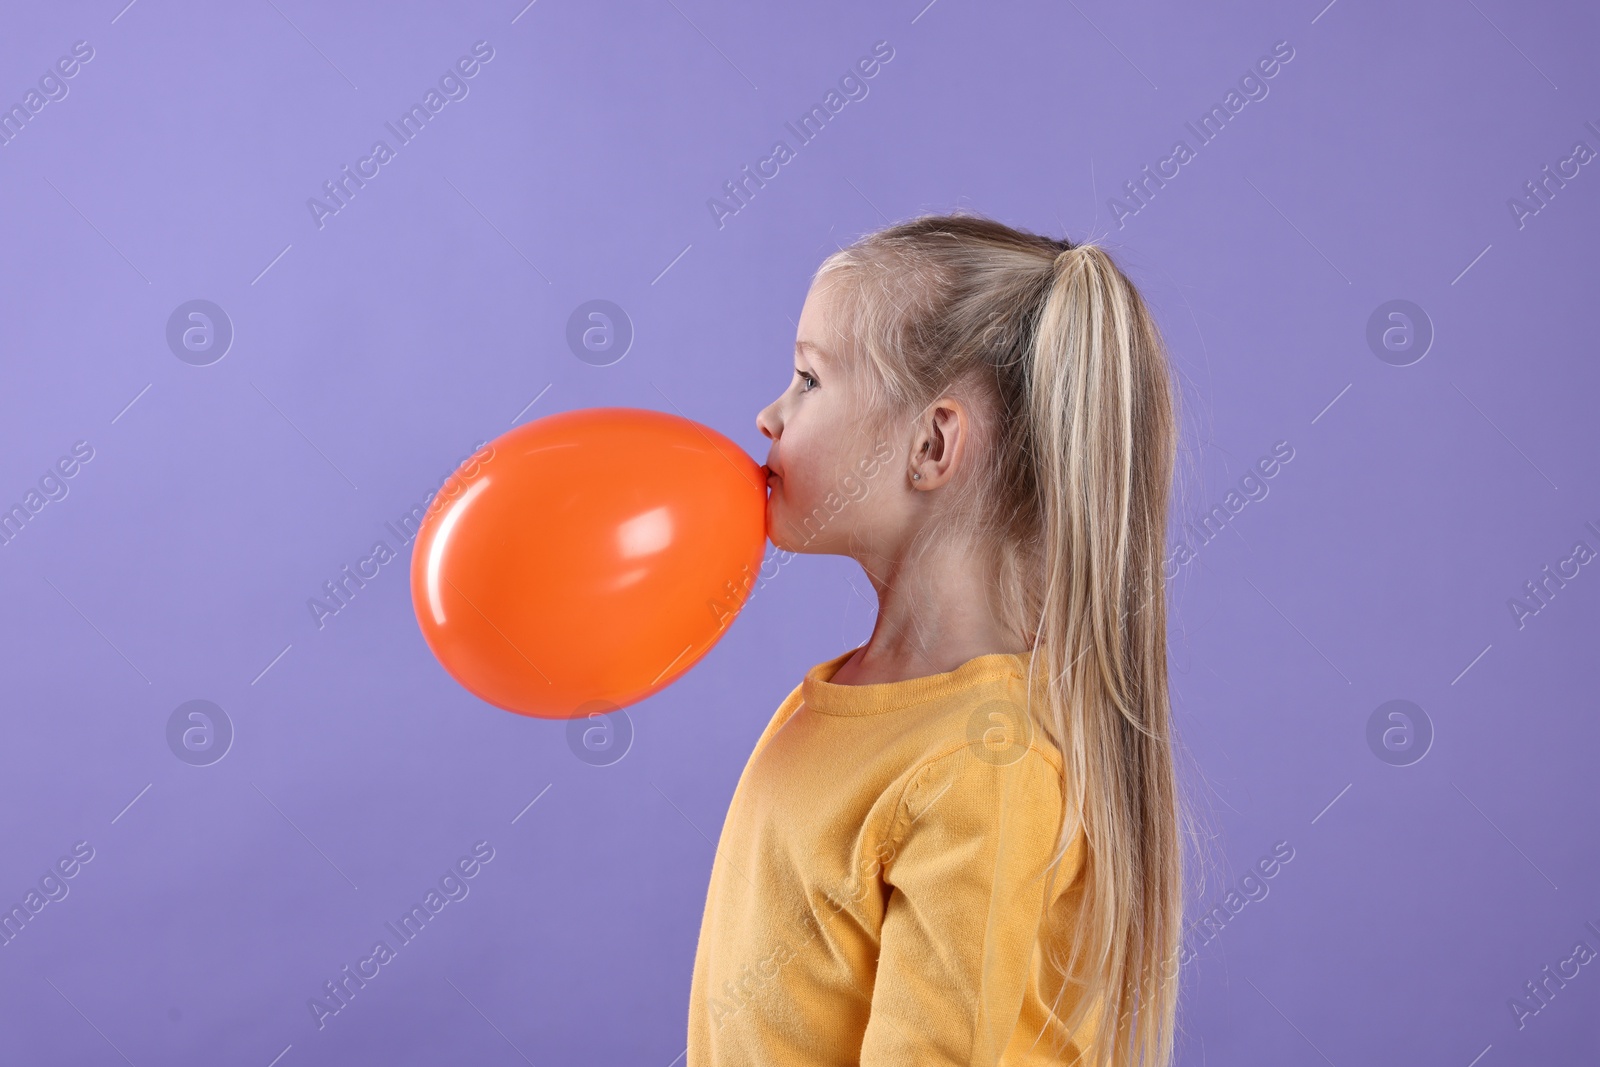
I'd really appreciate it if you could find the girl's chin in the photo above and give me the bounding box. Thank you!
[763,500,796,550]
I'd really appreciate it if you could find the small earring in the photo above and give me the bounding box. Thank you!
[911,472,922,481]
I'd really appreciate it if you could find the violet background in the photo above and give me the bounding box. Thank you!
[1,1,1597,1064]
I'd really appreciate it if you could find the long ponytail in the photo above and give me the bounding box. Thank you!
[1026,243,1181,1067]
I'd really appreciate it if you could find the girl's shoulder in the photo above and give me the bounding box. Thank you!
[912,658,1067,778]
[881,674,1068,842]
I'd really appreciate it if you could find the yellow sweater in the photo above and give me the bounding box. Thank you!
[687,645,1096,1066]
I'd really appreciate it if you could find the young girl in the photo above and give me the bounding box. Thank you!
[687,212,1184,1067]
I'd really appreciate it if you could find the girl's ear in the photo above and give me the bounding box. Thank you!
[912,397,968,486]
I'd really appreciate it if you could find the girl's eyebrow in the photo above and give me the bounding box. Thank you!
[795,340,826,364]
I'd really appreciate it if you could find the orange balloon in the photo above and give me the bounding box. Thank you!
[409,407,768,719]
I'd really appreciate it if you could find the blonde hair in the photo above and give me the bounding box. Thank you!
[812,211,1186,1067]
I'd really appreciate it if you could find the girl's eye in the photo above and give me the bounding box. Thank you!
[796,370,818,392]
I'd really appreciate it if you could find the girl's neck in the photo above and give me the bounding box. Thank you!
[832,539,1028,686]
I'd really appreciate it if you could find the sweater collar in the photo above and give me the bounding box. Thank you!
[802,644,1036,717]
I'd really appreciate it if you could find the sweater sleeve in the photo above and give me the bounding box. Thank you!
[858,742,1067,1066]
